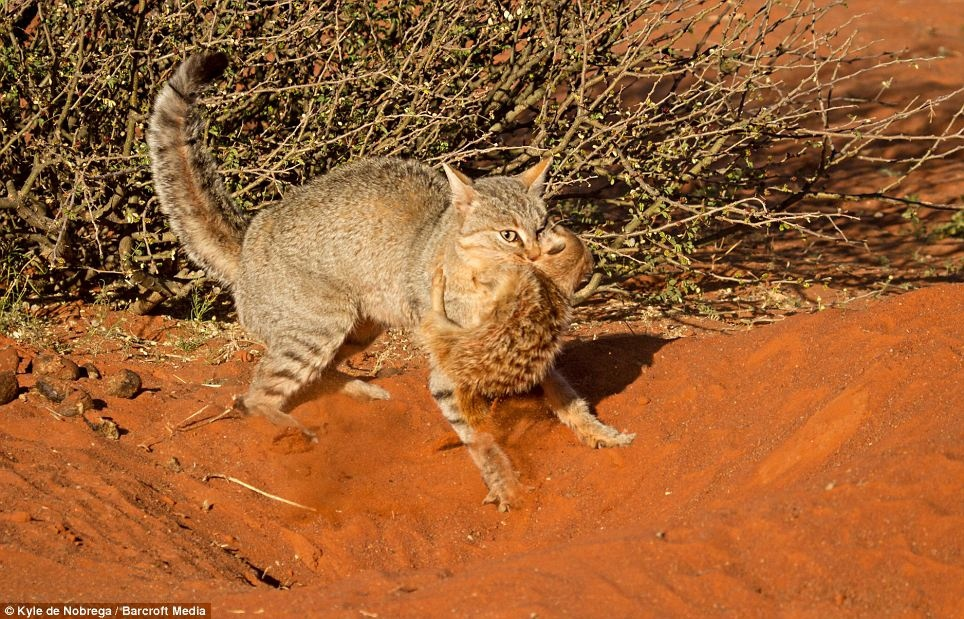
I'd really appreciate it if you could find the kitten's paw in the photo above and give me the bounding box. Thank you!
[341,379,391,401]
[468,433,521,512]
[556,399,635,449]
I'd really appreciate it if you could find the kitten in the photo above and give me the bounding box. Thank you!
[422,224,590,426]
[421,225,634,509]
[147,52,632,510]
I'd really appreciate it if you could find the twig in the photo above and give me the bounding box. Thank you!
[202,473,317,512]
[137,404,237,451]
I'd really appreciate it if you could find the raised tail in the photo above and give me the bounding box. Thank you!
[146,52,246,287]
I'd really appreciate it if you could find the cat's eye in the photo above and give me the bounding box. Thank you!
[500,230,518,243]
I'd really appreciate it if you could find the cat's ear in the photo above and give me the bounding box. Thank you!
[516,157,552,197]
[443,163,476,215]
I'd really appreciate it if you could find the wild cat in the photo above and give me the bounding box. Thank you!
[422,225,632,508]
[147,52,633,510]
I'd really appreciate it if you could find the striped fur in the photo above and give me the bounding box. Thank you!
[146,54,633,510]
[146,52,246,286]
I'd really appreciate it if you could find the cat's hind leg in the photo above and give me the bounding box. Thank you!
[429,368,520,511]
[313,367,390,401]
[330,318,390,401]
[241,312,356,440]
[542,368,635,448]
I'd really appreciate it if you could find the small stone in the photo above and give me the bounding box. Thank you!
[56,388,94,417]
[0,347,19,374]
[217,534,238,551]
[0,371,18,405]
[81,362,101,379]
[36,376,72,403]
[105,369,141,398]
[94,418,120,440]
[167,457,183,473]
[33,352,81,380]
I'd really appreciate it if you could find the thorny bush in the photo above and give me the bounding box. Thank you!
[1,0,961,316]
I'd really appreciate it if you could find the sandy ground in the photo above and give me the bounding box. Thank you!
[1,0,962,616]
[1,283,961,616]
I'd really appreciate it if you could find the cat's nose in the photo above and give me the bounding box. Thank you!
[525,243,542,261]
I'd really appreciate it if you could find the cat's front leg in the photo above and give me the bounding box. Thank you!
[542,368,635,448]
[428,369,520,511]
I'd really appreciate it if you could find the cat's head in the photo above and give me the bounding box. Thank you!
[445,159,551,264]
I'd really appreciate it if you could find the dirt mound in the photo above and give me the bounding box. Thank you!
[1,284,961,616]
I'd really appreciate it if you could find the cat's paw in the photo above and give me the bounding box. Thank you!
[482,480,521,512]
[582,424,635,449]
[231,394,250,415]
[568,409,634,448]
[240,396,318,443]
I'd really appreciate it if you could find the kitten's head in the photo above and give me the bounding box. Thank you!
[534,224,593,295]
[445,159,551,264]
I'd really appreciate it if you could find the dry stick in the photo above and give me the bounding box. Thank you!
[137,404,235,451]
[180,407,235,431]
[202,474,317,512]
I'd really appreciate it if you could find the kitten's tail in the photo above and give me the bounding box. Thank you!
[146,52,245,286]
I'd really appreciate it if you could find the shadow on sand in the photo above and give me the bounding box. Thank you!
[553,332,672,407]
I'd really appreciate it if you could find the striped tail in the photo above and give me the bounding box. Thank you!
[146,52,246,286]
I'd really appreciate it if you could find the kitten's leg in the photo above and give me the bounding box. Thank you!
[542,368,635,448]
[431,266,447,315]
[429,369,520,511]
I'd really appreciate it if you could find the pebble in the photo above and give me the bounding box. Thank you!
[33,352,81,380]
[0,371,18,405]
[94,417,120,440]
[57,388,94,417]
[0,347,19,374]
[81,362,101,379]
[105,369,141,398]
[36,376,72,403]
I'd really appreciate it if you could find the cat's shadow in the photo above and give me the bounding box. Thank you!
[287,332,671,413]
[552,332,671,407]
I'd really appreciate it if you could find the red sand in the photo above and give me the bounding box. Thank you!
[1,284,961,616]
[2,0,962,615]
